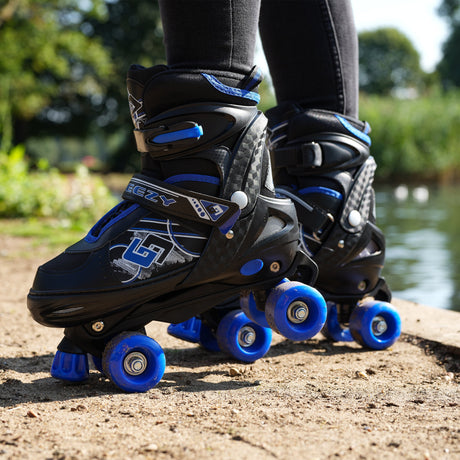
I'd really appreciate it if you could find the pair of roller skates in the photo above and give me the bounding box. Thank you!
[27,65,401,393]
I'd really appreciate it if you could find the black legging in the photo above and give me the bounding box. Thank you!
[158,0,358,117]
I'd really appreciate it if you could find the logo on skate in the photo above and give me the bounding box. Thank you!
[110,219,204,284]
[128,91,147,129]
[188,198,229,222]
[126,181,176,207]
[122,236,166,268]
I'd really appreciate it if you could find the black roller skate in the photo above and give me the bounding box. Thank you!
[27,66,327,392]
[266,104,401,350]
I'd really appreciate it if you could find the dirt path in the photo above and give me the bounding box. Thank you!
[1,236,459,460]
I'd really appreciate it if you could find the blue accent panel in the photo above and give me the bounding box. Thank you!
[335,114,372,146]
[164,174,220,185]
[85,202,139,243]
[153,125,203,144]
[218,208,241,234]
[298,186,343,200]
[202,73,260,104]
[240,259,264,276]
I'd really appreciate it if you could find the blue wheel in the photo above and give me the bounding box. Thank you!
[322,303,353,342]
[102,332,166,393]
[216,310,272,363]
[265,281,327,341]
[199,322,221,352]
[349,300,402,350]
[51,351,89,382]
[89,354,104,373]
[240,293,270,328]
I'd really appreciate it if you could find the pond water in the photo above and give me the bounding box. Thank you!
[376,184,460,312]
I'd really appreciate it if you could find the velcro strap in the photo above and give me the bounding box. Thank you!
[273,133,370,173]
[274,142,322,169]
[123,174,241,234]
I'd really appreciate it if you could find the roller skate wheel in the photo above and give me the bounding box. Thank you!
[89,354,104,373]
[216,310,272,363]
[322,303,353,343]
[199,322,221,352]
[102,332,166,393]
[240,292,270,328]
[349,300,402,350]
[265,281,327,341]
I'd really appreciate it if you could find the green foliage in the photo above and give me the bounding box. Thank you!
[0,145,116,221]
[359,28,424,95]
[0,0,113,150]
[360,92,460,181]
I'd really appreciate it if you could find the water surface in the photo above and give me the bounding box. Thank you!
[376,184,460,312]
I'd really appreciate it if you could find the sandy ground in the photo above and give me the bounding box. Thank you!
[0,236,459,460]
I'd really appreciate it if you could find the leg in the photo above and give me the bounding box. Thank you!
[260,0,401,348]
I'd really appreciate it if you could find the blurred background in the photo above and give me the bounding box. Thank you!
[1,0,459,311]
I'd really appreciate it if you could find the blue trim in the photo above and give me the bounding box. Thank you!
[240,259,264,276]
[153,125,203,144]
[218,209,241,235]
[201,73,260,104]
[243,68,262,90]
[85,203,139,243]
[335,114,371,146]
[164,174,220,185]
[298,186,343,200]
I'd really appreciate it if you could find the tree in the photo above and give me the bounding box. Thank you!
[437,0,460,88]
[88,0,165,171]
[0,0,113,151]
[358,28,424,95]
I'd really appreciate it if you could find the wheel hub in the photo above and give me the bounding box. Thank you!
[238,326,256,347]
[371,316,388,336]
[287,301,309,324]
[123,351,148,376]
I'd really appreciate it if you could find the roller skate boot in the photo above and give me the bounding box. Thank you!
[27,66,326,392]
[266,104,401,350]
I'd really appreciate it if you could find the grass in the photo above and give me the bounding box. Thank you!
[0,217,89,250]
